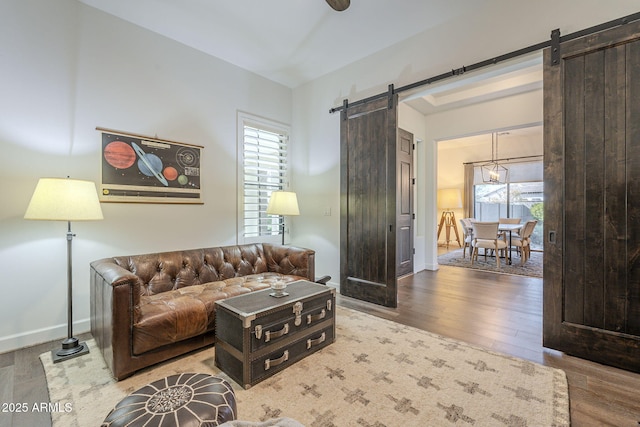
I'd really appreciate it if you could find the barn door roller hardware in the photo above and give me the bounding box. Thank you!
[550,29,561,66]
[329,12,640,114]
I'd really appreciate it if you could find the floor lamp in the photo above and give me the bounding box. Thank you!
[266,191,299,245]
[24,177,104,363]
[437,188,462,248]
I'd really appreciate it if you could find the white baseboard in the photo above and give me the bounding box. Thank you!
[0,318,90,354]
[424,262,439,271]
[413,261,427,272]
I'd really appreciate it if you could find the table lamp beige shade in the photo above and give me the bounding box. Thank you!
[24,177,103,364]
[437,188,462,248]
[266,191,299,245]
[266,191,299,216]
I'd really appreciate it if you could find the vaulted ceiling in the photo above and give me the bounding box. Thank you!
[77,0,491,88]
[78,0,542,114]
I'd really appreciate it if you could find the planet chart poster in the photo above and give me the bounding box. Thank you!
[99,129,203,203]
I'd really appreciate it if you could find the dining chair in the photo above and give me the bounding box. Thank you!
[471,221,509,268]
[510,220,538,264]
[459,218,474,258]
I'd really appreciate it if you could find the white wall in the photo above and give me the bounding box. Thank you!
[292,1,640,279]
[0,0,292,352]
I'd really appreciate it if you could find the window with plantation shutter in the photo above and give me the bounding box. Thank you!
[238,112,290,243]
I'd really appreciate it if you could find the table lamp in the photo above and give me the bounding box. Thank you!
[266,191,299,245]
[24,177,103,363]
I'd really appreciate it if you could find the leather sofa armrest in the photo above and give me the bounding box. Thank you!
[91,258,145,379]
[91,259,139,284]
[315,275,331,285]
[90,258,142,307]
[262,244,315,282]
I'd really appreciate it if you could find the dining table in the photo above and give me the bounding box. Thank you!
[498,223,523,265]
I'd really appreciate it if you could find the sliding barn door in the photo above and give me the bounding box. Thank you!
[340,94,398,307]
[544,21,640,372]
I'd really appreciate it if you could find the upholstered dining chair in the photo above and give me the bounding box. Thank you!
[459,218,474,258]
[471,221,509,268]
[510,219,538,264]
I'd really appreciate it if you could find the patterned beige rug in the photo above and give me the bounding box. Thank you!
[41,307,569,426]
[438,249,543,278]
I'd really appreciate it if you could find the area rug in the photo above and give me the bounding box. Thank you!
[41,307,568,426]
[438,248,543,278]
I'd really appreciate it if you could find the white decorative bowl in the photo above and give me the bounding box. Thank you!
[269,280,289,298]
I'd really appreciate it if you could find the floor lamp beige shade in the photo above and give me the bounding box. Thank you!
[266,191,299,244]
[24,177,103,363]
[437,188,462,248]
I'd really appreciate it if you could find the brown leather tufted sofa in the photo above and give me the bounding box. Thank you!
[90,243,315,380]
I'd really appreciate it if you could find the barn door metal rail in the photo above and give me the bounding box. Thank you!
[329,11,640,115]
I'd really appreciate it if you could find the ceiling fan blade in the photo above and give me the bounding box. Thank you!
[326,0,350,12]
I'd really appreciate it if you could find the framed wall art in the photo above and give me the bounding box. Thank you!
[98,128,203,204]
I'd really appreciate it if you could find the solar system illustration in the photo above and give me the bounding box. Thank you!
[100,130,202,203]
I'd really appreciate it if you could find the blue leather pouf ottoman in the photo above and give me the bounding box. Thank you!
[102,373,237,426]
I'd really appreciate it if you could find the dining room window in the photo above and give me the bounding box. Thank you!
[473,160,543,249]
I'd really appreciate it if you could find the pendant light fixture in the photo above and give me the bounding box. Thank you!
[481,132,509,184]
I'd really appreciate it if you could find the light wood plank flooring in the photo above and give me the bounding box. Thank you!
[1,265,639,426]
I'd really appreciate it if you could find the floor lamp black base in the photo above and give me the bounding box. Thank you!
[51,337,89,363]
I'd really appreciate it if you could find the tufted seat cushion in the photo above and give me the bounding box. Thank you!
[133,273,300,354]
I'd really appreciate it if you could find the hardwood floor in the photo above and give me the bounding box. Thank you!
[339,266,640,427]
[0,333,89,427]
[1,266,639,426]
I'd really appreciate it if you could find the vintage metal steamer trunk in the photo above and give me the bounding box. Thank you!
[215,280,336,389]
